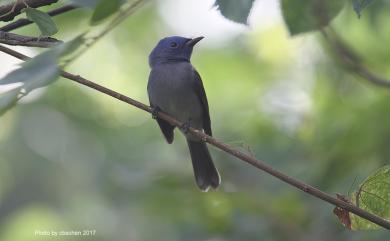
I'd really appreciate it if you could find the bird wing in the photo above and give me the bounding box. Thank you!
[193,69,212,136]
[148,101,175,144]
[156,116,175,144]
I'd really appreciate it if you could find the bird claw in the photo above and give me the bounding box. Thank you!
[180,119,192,134]
[151,106,161,119]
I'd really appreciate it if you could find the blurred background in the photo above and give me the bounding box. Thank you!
[0,0,390,240]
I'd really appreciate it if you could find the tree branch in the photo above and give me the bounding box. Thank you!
[0,0,59,22]
[0,44,389,230]
[0,4,78,32]
[322,29,390,88]
[0,30,61,47]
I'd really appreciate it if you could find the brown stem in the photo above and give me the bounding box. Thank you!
[0,31,61,47]
[0,44,389,229]
[321,29,390,88]
[0,0,59,22]
[0,4,78,32]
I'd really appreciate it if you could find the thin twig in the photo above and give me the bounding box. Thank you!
[0,44,389,230]
[64,0,147,64]
[0,30,61,47]
[0,4,78,32]
[321,29,390,88]
[0,0,22,20]
[0,0,58,22]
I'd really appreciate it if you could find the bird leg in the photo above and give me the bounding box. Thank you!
[180,118,192,134]
[151,106,161,119]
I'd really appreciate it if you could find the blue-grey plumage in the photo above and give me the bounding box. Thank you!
[147,36,220,191]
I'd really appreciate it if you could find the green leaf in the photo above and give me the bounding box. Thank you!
[24,7,58,37]
[214,0,254,24]
[0,52,60,93]
[69,0,101,8]
[350,165,390,230]
[281,0,346,36]
[353,0,376,18]
[0,52,60,116]
[51,34,86,64]
[0,87,21,117]
[90,0,121,25]
[69,0,126,8]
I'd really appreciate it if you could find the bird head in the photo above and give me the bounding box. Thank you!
[149,36,204,68]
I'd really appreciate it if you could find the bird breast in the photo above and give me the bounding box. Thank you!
[148,62,203,128]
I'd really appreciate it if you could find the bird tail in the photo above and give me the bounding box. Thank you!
[187,139,220,191]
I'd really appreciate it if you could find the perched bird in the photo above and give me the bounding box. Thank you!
[147,36,220,191]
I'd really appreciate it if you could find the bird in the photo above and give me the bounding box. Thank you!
[147,36,220,191]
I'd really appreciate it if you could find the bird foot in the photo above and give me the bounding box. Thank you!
[151,106,161,119]
[180,119,192,134]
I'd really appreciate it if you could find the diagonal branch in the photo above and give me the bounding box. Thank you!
[0,4,78,32]
[62,0,146,65]
[0,0,59,22]
[322,29,390,89]
[0,44,389,230]
[0,30,61,47]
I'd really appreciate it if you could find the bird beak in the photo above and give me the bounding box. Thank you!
[186,36,204,47]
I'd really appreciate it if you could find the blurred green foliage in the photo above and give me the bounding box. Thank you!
[0,0,390,240]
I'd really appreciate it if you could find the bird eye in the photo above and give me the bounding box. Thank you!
[170,42,178,48]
